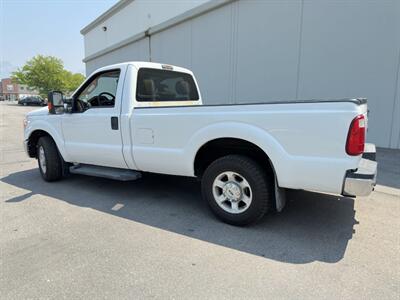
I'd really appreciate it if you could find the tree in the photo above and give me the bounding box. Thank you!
[62,71,85,93]
[12,55,85,97]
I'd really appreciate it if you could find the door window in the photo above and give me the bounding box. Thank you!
[75,70,120,112]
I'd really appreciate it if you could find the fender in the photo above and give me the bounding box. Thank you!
[184,121,291,185]
[25,118,70,162]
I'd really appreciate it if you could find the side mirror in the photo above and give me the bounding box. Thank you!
[64,98,73,113]
[48,91,64,114]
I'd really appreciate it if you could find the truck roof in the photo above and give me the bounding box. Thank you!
[91,61,194,77]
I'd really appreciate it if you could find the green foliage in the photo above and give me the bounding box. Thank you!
[11,55,85,97]
[62,71,86,93]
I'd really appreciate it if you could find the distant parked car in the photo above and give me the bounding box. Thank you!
[18,97,45,106]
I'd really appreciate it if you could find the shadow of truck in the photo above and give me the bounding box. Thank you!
[2,168,357,264]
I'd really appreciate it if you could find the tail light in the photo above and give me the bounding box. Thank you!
[346,114,365,155]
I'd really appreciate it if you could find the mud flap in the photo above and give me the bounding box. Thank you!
[274,178,286,212]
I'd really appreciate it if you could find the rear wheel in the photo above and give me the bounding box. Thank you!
[201,155,273,226]
[37,136,63,181]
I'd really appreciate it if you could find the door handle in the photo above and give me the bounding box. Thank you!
[111,116,118,130]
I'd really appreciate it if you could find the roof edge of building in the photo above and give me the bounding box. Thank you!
[82,0,236,63]
[80,0,135,35]
[83,31,147,63]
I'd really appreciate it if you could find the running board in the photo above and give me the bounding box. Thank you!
[69,164,142,181]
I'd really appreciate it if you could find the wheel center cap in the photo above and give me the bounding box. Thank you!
[223,182,242,201]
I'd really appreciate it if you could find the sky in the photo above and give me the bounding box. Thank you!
[0,0,118,78]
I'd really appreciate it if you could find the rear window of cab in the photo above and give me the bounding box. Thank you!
[136,68,199,102]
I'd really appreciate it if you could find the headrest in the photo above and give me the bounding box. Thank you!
[175,80,190,95]
[142,79,156,95]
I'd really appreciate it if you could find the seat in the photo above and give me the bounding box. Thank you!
[138,79,156,101]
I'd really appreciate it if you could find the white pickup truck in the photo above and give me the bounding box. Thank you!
[23,62,377,225]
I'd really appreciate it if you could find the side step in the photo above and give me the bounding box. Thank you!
[69,164,142,181]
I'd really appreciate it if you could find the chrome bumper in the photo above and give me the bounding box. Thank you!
[343,143,377,197]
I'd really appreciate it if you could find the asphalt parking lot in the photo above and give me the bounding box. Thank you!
[1,102,399,299]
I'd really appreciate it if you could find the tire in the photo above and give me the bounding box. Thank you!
[37,136,63,182]
[201,155,274,226]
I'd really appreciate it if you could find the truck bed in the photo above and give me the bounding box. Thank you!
[129,99,368,195]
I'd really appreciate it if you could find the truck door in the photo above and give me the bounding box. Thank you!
[62,68,127,168]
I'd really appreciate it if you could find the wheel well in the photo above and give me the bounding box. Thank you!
[194,138,275,178]
[27,130,52,158]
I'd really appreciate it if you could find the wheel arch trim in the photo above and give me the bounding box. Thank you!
[187,122,289,185]
[26,122,68,161]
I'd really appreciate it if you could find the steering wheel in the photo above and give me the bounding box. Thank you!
[97,92,115,106]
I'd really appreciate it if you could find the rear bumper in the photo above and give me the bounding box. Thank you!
[342,143,377,197]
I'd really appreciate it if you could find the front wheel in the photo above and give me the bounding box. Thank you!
[201,155,273,226]
[37,136,63,182]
